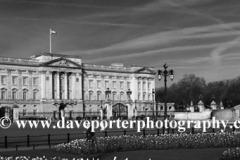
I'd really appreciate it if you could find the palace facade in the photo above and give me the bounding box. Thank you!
[0,53,174,119]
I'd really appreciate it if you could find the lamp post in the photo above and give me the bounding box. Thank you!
[152,89,155,116]
[134,100,137,118]
[158,63,174,120]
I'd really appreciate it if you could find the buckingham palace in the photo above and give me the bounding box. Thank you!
[0,52,175,120]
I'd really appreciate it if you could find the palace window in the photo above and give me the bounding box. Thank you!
[12,76,18,85]
[89,91,93,100]
[120,81,124,89]
[33,89,38,100]
[97,80,101,89]
[148,93,151,100]
[113,81,116,89]
[138,82,141,90]
[12,88,18,100]
[33,77,38,85]
[23,77,28,85]
[105,81,109,88]
[1,76,7,85]
[23,109,27,116]
[1,88,7,99]
[33,109,37,116]
[89,80,93,88]
[127,82,130,89]
[112,91,116,101]
[97,91,101,100]
[120,92,124,100]
[23,89,28,100]
[138,93,141,100]
[143,92,146,101]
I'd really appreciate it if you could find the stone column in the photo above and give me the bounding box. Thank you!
[71,73,76,99]
[47,71,53,99]
[56,72,60,99]
[40,71,46,99]
[7,69,12,99]
[28,70,33,99]
[17,70,23,99]
[78,73,82,100]
[127,103,133,119]
[12,107,19,121]
[106,103,112,119]
[75,73,81,99]
[64,72,68,99]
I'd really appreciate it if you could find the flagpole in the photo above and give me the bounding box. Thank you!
[50,28,52,53]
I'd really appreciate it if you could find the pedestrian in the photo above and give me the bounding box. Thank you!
[86,124,96,147]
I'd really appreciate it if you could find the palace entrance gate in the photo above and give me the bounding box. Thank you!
[112,103,128,119]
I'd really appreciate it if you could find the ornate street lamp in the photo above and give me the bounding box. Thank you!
[134,100,137,118]
[152,89,155,116]
[158,63,174,120]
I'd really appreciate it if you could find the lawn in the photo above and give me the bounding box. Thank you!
[0,148,229,160]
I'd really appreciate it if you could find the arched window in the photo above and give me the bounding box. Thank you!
[12,88,18,100]
[148,93,151,100]
[143,92,146,101]
[120,92,124,101]
[97,91,101,100]
[23,89,28,100]
[33,89,38,100]
[1,88,7,99]
[89,91,93,100]
[160,105,163,110]
[112,91,117,101]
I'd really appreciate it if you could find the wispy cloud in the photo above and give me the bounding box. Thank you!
[210,36,240,66]
[78,22,240,56]
[85,42,224,63]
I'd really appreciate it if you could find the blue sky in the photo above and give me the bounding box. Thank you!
[1,0,240,87]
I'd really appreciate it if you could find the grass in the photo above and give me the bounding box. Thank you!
[0,148,230,160]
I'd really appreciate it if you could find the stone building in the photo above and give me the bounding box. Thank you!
[0,53,157,119]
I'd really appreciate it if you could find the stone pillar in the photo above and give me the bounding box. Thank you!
[28,71,33,99]
[56,72,60,99]
[12,107,19,121]
[106,103,112,119]
[75,73,81,99]
[40,71,46,99]
[127,103,133,119]
[7,69,12,99]
[48,71,53,99]
[64,72,68,99]
[78,73,82,100]
[17,70,23,99]
[71,73,76,99]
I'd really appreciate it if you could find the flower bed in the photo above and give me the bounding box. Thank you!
[55,132,240,155]
[220,147,240,160]
[0,156,124,160]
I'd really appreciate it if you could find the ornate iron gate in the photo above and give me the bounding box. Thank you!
[112,103,128,119]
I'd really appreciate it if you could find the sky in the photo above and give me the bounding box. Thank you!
[1,0,240,87]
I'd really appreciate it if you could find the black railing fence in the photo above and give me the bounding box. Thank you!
[18,111,101,120]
